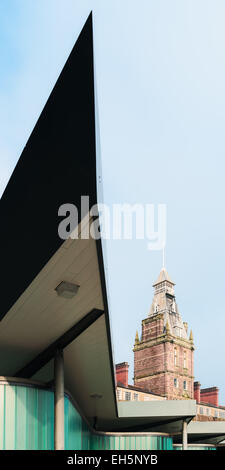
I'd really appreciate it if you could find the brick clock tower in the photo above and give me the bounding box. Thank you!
[133,267,194,400]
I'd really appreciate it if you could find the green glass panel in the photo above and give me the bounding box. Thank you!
[136,435,142,449]
[130,436,136,450]
[174,445,216,451]
[15,386,27,450]
[46,390,54,450]
[66,397,82,450]
[0,385,5,449]
[26,387,38,449]
[5,385,15,450]
[81,418,91,450]
[37,389,47,450]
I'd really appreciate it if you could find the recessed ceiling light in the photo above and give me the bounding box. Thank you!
[55,281,80,299]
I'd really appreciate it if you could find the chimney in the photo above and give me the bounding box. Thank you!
[116,362,129,387]
[200,387,219,407]
[194,381,201,403]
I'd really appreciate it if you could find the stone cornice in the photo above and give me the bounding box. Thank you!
[133,333,194,351]
[142,314,163,324]
[134,370,195,380]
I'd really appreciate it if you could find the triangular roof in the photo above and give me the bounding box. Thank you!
[153,267,175,287]
[0,13,97,319]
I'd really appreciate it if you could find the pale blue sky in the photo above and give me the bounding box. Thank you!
[1,1,225,402]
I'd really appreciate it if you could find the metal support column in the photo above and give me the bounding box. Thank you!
[54,349,64,450]
[182,420,188,450]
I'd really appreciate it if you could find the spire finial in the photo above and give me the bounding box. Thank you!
[135,330,139,345]
[189,330,193,342]
[165,320,170,335]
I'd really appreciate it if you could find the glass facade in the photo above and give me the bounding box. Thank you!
[0,382,173,450]
[0,384,54,450]
[174,445,216,451]
[89,434,173,450]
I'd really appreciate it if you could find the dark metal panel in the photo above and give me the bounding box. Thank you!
[0,13,97,320]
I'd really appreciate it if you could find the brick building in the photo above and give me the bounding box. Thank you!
[133,267,194,399]
[194,382,219,407]
[115,266,225,422]
[116,362,166,402]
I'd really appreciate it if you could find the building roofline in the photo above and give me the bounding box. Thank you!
[117,383,165,398]
[197,401,225,410]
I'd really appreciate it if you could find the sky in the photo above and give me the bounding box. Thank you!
[1,0,225,402]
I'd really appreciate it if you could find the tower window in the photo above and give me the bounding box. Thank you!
[174,378,178,388]
[183,380,187,390]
